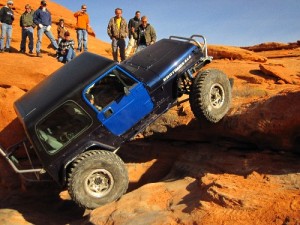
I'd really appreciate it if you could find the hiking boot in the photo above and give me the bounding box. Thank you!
[36,52,42,57]
[0,49,4,53]
[29,50,33,54]
[20,49,25,53]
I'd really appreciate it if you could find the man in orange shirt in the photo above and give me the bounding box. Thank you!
[74,4,89,52]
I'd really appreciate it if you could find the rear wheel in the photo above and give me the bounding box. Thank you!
[68,150,128,209]
[189,69,232,123]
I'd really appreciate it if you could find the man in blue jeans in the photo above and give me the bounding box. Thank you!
[57,31,76,63]
[74,4,90,52]
[107,8,128,62]
[19,4,35,54]
[0,0,14,53]
[33,0,58,57]
[133,16,156,53]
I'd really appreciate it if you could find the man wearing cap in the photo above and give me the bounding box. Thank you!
[74,4,90,52]
[33,0,58,57]
[0,0,15,53]
[20,4,35,54]
[57,31,76,63]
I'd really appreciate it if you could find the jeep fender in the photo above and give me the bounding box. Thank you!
[60,142,118,186]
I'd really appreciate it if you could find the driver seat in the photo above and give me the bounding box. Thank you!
[38,130,63,152]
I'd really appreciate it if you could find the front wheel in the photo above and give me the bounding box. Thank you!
[67,150,128,209]
[189,69,232,123]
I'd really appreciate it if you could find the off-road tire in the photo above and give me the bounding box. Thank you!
[67,150,128,209]
[189,69,232,123]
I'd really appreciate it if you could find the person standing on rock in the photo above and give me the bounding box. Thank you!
[133,16,156,53]
[107,8,128,62]
[74,4,90,52]
[33,0,58,57]
[0,0,14,53]
[19,4,35,54]
[125,10,141,58]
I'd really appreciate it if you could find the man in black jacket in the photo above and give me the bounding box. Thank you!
[0,0,14,52]
[125,11,141,58]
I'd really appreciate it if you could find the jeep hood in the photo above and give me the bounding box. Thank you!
[122,38,199,89]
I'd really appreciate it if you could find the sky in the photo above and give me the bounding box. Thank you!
[53,0,300,46]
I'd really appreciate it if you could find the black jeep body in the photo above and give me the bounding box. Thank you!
[1,35,232,209]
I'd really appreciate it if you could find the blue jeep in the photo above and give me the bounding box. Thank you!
[0,35,232,209]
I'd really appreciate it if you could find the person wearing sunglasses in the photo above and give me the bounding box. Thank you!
[74,4,90,52]
[0,0,15,53]
[132,15,156,53]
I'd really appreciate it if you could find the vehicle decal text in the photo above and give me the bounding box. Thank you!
[163,55,192,82]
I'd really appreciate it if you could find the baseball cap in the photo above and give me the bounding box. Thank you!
[7,1,13,5]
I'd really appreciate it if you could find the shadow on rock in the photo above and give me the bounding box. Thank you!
[0,182,87,225]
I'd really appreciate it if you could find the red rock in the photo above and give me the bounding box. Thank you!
[259,64,294,84]
[209,45,267,62]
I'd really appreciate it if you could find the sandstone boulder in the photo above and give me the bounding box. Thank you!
[208,45,267,62]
